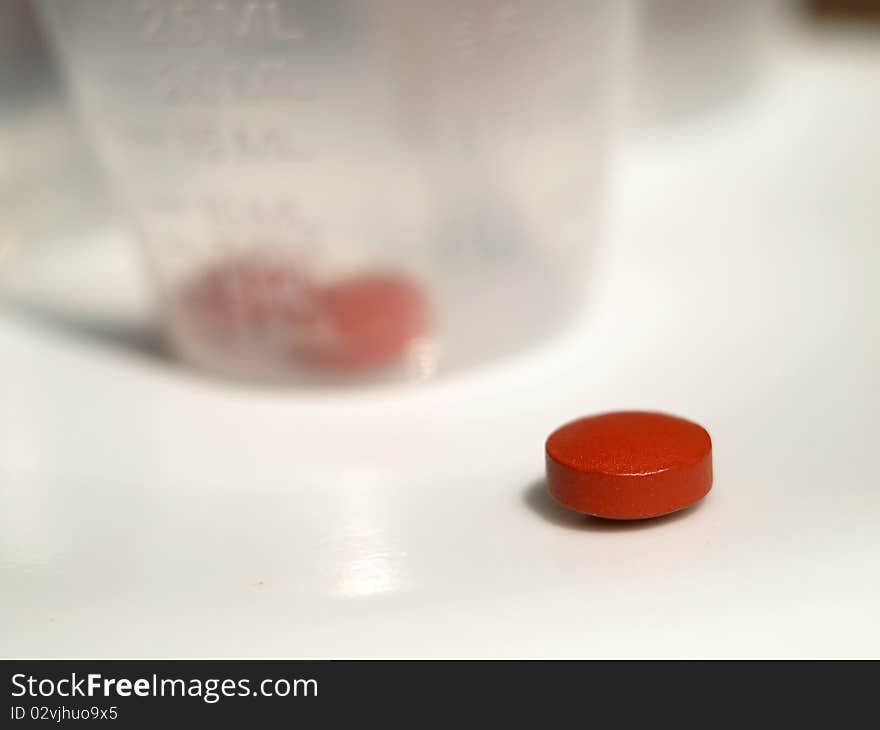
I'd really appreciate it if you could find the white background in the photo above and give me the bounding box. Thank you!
[2,24,879,658]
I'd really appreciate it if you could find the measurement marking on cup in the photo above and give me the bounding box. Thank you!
[203,196,318,237]
[156,60,317,106]
[135,0,305,46]
[180,125,312,163]
[112,117,315,167]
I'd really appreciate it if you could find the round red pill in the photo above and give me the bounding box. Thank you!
[545,411,713,520]
[297,272,431,371]
[175,257,431,376]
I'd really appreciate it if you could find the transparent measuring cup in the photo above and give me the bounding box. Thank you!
[38,0,618,384]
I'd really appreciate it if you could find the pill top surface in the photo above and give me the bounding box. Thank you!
[545,411,713,520]
[547,411,711,476]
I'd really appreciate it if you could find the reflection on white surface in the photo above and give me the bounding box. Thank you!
[338,551,401,599]
[406,336,440,383]
[333,467,404,598]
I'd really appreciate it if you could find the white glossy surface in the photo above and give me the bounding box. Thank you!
[2,29,879,657]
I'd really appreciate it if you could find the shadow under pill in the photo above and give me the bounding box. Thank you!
[521,479,704,532]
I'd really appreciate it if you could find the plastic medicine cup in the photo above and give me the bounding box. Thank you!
[38,0,620,384]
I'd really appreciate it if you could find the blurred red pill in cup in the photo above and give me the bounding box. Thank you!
[176,253,431,376]
[298,273,431,371]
